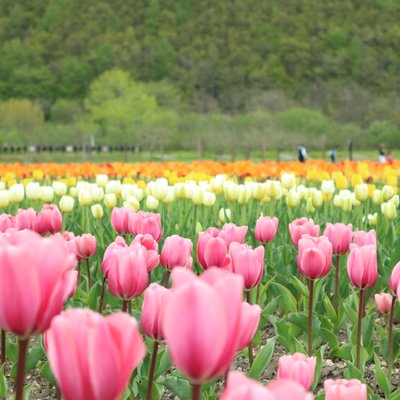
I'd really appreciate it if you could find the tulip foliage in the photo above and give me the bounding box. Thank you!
[0,167,399,400]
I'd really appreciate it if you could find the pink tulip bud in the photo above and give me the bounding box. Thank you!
[220,371,276,399]
[374,293,393,314]
[277,353,316,390]
[289,218,320,246]
[353,230,376,247]
[107,246,148,300]
[74,234,97,261]
[347,244,377,289]
[323,223,353,254]
[163,267,243,383]
[128,211,162,241]
[389,262,400,293]
[35,204,63,234]
[15,208,37,231]
[255,216,279,243]
[297,235,332,279]
[0,214,15,233]
[161,235,193,271]
[237,302,261,351]
[111,207,134,235]
[219,223,248,247]
[229,243,265,290]
[0,230,77,336]
[61,231,75,241]
[45,309,145,400]
[197,233,231,270]
[267,378,314,399]
[324,379,367,400]
[141,284,171,341]
[101,236,127,276]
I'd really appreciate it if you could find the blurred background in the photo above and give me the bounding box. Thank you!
[0,0,399,162]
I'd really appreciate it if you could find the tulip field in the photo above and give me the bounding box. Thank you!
[0,159,400,400]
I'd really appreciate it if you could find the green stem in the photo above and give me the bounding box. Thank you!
[356,289,366,369]
[86,258,92,289]
[308,279,314,356]
[15,338,29,400]
[388,295,396,384]
[162,270,171,287]
[98,276,107,314]
[146,341,159,400]
[191,384,201,400]
[245,291,254,367]
[1,330,5,366]
[334,254,340,315]
[122,300,129,312]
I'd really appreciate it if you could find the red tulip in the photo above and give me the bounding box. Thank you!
[74,234,97,261]
[255,216,279,243]
[35,204,63,234]
[347,244,377,289]
[389,261,400,293]
[323,223,352,254]
[15,208,37,231]
[111,207,134,235]
[163,268,243,383]
[129,211,162,241]
[237,302,261,351]
[297,235,332,279]
[324,379,367,400]
[45,309,145,400]
[141,283,171,341]
[353,230,376,247]
[197,233,231,270]
[161,235,193,271]
[0,214,15,233]
[277,353,316,390]
[0,230,77,336]
[267,379,314,399]
[289,218,320,246]
[374,293,392,314]
[107,246,148,300]
[229,243,264,289]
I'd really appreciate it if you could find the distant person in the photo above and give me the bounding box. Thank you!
[386,151,393,164]
[329,148,336,163]
[378,145,387,163]
[298,145,307,163]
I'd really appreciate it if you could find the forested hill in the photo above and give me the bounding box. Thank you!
[0,0,399,113]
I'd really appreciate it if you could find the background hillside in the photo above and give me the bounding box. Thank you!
[0,0,399,157]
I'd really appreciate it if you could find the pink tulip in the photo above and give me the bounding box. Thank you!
[111,207,134,235]
[131,233,158,252]
[15,208,37,231]
[267,379,314,400]
[35,204,63,234]
[0,214,15,232]
[64,270,78,300]
[130,241,159,272]
[324,379,367,400]
[61,231,75,241]
[289,218,320,246]
[353,230,376,247]
[161,235,193,271]
[237,302,261,351]
[389,261,400,293]
[141,283,171,341]
[74,234,97,261]
[277,353,316,390]
[219,223,248,247]
[297,235,333,279]
[0,230,77,336]
[45,309,145,400]
[101,236,127,276]
[374,293,393,314]
[197,233,231,270]
[220,372,275,399]
[129,211,162,241]
[163,267,243,383]
[107,246,148,300]
[323,223,353,254]
[255,216,279,243]
[229,243,264,289]
[347,244,378,289]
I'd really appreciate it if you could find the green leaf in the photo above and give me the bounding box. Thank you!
[138,378,161,400]
[87,282,99,310]
[343,303,358,326]
[25,346,44,374]
[158,376,191,400]
[248,337,276,380]
[374,353,391,398]
[323,294,337,324]
[312,345,326,390]
[320,328,339,351]
[155,349,172,379]
[38,361,56,387]
[270,282,297,314]
[0,364,7,399]
[389,388,400,400]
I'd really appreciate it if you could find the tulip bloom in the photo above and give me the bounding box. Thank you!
[324,379,367,400]
[267,379,314,399]
[0,230,77,336]
[297,235,332,280]
[389,262,400,293]
[74,234,97,262]
[219,223,248,247]
[374,293,392,314]
[15,208,37,231]
[324,223,352,254]
[347,244,377,289]
[161,235,193,271]
[0,214,15,233]
[46,309,145,400]
[229,243,264,290]
[163,268,243,385]
[254,216,279,243]
[353,230,376,247]
[129,211,162,241]
[289,218,320,246]
[35,204,63,234]
[131,233,158,252]
[111,207,134,235]
[129,241,160,272]
[237,302,261,351]
[197,232,231,270]
[277,353,316,390]
[101,237,127,277]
